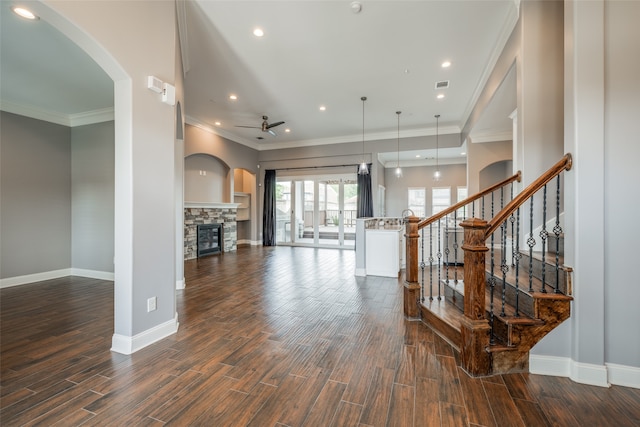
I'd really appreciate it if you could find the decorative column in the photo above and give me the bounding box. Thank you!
[460,218,491,376]
[403,216,421,319]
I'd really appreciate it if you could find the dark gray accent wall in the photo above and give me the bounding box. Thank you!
[71,121,115,273]
[1,112,71,278]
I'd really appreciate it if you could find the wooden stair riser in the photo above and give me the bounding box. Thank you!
[489,295,571,350]
[518,252,569,294]
[547,234,564,256]
[485,276,535,319]
[443,281,465,312]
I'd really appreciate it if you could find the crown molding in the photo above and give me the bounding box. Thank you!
[0,100,113,127]
[186,114,461,152]
[469,130,513,144]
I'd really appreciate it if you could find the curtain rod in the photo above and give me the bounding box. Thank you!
[271,163,364,172]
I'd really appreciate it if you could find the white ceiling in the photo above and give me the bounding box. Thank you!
[1,1,518,164]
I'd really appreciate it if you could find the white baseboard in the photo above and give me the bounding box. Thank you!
[570,361,610,387]
[1,268,115,288]
[237,239,262,246]
[529,355,640,388]
[606,363,640,389]
[111,314,179,355]
[70,268,114,281]
[176,278,185,290]
[1,268,71,288]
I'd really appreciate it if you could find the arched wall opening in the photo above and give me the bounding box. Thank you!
[184,154,231,203]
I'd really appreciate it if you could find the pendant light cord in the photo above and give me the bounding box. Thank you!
[396,111,401,168]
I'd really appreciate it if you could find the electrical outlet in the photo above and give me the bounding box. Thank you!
[147,296,157,312]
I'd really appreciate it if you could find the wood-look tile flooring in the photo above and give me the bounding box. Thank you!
[1,246,639,426]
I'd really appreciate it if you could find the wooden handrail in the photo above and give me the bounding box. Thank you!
[417,171,522,230]
[485,153,572,238]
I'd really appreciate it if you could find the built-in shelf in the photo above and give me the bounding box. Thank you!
[234,192,250,221]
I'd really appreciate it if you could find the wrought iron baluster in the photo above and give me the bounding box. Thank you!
[554,176,563,293]
[482,196,485,219]
[500,220,508,317]
[420,229,425,302]
[540,185,548,293]
[444,215,450,285]
[491,191,495,218]
[527,196,536,292]
[453,210,459,283]
[514,207,521,316]
[437,219,442,300]
[510,182,516,267]
[429,223,434,301]
[472,199,476,218]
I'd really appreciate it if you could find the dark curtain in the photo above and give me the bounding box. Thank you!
[262,169,277,246]
[357,164,373,218]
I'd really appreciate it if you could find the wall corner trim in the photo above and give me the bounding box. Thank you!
[176,278,185,290]
[111,315,179,355]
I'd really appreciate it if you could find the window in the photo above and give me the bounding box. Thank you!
[408,187,426,217]
[432,187,451,215]
[457,187,468,219]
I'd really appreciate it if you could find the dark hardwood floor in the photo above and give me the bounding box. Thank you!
[1,246,639,426]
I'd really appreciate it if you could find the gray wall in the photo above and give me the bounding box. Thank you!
[0,113,116,280]
[603,0,640,369]
[479,159,512,190]
[184,153,229,203]
[1,112,71,278]
[71,121,115,274]
[384,164,467,218]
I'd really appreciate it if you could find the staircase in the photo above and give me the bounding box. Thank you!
[404,154,574,377]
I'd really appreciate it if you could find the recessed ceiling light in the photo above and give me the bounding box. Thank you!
[415,154,421,158]
[229,94,237,100]
[442,61,451,68]
[319,105,326,111]
[214,121,221,126]
[12,6,38,20]
[253,28,264,37]
[285,128,291,133]
[437,94,445,99]
[461,152,466,156]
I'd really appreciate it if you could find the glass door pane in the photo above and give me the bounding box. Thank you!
[276,181,292,243]
[297,180,315,244]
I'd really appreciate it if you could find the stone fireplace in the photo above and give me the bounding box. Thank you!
[197,223,222,257]
[184,203,238,260]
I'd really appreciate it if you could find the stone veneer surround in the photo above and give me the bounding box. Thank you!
[184,203,238,260]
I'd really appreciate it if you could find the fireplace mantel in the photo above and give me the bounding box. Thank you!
[184,201,240,209]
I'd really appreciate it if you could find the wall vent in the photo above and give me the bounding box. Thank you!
[435,80,450,89]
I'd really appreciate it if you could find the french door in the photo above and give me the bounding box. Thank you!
[275,175,356,248]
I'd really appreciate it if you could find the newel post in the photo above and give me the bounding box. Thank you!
[460,218,492,376]
[403,216,421,319]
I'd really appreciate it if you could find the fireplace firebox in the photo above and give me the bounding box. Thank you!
[197,224,222,257]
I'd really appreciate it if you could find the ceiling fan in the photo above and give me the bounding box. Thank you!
[236,115,285,136]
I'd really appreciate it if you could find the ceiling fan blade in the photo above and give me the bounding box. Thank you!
[235,125,260,129]
[267,129,277,136]
[265,121,285,129]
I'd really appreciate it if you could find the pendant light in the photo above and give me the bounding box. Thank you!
[433,114,441,181]
[358,96,369,175]
[395,111,403,178]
